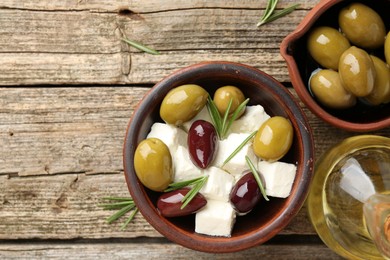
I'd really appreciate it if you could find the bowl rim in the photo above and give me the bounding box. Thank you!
[280,0,390,132]
[123,61,314,253]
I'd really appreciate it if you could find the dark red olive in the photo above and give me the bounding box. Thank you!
[229,172,261,214]
[188,120,218,169]
[157,188,207,217]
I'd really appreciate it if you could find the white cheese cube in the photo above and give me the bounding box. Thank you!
[214,133,257,177]
[172,145,203,182]
[257,161,297,198]
[195,200,236,237]
[182,106,212,132]
[200,167,234,202]
[147,123,187,153]
[230,105,270,134]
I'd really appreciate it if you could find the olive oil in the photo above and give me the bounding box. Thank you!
[308,136,390,259]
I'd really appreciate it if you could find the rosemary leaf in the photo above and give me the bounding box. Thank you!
[207,96,250,140]
[207,96,222,138]
[122,38,160,55]
[98,201,134,210]
[120,208,139,230]
[258,0,278,26]
[223,98,249,138]
[106,203,136,224]
[220,98,233,138]
[222,130,257,166]
[245,156,269,201]
[180,175,209,209]
[258,4,300,26]
[99,197,139,229]
[102,197,135,201]
[164,176,205,192]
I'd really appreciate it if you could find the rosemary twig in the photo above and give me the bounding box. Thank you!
[257,1,300,27]
[180,175,209,209]
[222,130,257,166]
[164,176,206,192]
[99,197,139,230]
[245,156,269,201]
[207,97,249,139]
[164,175,209,209]
[122,38,160,55]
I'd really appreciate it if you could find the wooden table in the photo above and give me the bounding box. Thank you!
[1,1,389,259]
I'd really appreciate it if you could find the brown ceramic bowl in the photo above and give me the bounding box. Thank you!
[123,61,314,253]
[280,0,390,132]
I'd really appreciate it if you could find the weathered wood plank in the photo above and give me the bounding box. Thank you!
[0,53,131,85]
[0,7,307,85]
[0,241,342,259]
[2,87,389,177]
[0,173,160,239]
[0,172,316,239]
[0,0,320,12]
[0,87,142,175]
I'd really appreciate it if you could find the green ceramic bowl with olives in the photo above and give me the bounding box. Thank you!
[281,0,390,132]
[123,61,314,253]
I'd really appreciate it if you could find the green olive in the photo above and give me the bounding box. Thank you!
[339,46,376,97]
[253,116,293,162]
[364,56,390,105]
[134,138,173,192]
[385,32,390,65]
[307,26,351,70]
[213,86,245,117]
[339,3,386,49]
[160,84,208,125]
[309,69,356,109]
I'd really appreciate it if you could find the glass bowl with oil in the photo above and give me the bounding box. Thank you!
[307,135,390,259]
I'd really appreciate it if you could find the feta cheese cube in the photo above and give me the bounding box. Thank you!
[147,123,187,153]
[257,161,297,198]
[200,167,234,202]
[230,105,270,134]
[171,145,203,182]
[214,133,257,177]
[195,200,236,237]
[182,106,212,132]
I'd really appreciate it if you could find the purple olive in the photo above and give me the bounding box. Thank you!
[157,188,207,217]
[229,172,261,214]
[188,120,218,169]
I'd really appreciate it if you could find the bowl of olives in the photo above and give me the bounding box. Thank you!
[280,0,390,132]
[123,61,314,253]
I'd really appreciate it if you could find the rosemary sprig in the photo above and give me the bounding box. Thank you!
[164,176,206,192]
[245,156,269,201]
[122,37,160,55]
[180,175,209,209]
[98,197,139,230]
[207,96,249,139]
[257,1,300,27]
[164,175,209,209]
[222,130,257,166]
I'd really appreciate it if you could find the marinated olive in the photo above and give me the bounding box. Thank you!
[307,26,351,70]
[160,84,208,125]
[229,172,261,214]
[253,116,293,161]
[213,86,245,117]
[339,3,386,49]
[188,120,218,169]
[363,56,390,105]
[385,32,390,65]
[339,46,376,97]
[309,69,356,109]
[134,138,173,192]
[157,187,207,217]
